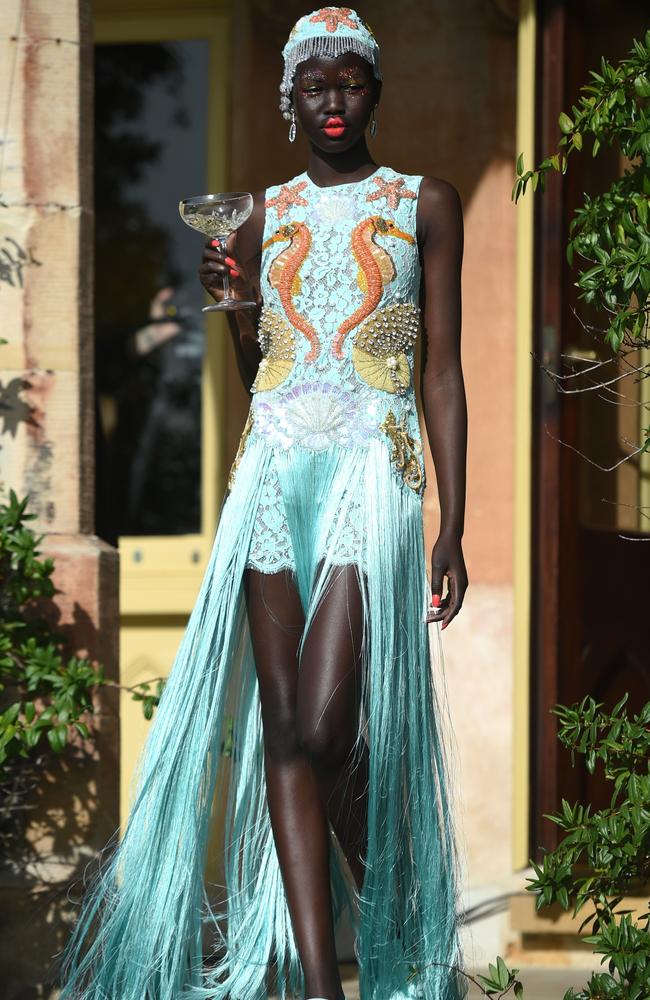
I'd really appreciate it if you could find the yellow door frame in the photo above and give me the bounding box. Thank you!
[94,0,231,822]
[94,0,231,616]
[513,0,536,871]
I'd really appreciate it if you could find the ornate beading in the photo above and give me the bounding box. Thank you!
[251,308,296,393]
[245,165,425,572]
[227,411,254,492]
[352,302,420,394]
[379,408,424,493]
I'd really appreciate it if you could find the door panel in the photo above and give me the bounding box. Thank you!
[532,0,650,855]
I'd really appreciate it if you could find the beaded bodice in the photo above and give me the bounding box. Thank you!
[235,165,427,572]
[247,164,426,497]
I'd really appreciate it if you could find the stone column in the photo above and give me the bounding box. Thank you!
[0,2,119,996]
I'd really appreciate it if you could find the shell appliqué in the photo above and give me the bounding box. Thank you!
[379,408,424,492]
[252,307,296,393]
[352,303,420,394]
[227,411,254,492]
[254,383,376,451]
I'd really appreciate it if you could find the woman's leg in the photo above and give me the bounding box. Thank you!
[297,563,369,893]
[244,567,345,1000]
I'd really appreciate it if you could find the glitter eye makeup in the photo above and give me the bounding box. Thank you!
[337,67,370,91]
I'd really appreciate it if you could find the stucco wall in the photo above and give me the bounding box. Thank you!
[0,2,119,995]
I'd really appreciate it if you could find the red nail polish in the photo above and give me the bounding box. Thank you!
[211,239,219,247]
[229,268,240,277]
[225,256,236,266]
[432,594,441,608]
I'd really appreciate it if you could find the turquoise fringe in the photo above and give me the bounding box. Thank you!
[60,436,467,1000]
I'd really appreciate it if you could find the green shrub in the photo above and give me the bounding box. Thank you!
[513,29,650,358]
[0,489,163,840]
[527,695,650,1000]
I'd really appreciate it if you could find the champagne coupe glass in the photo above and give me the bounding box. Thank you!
[179,192,256,311]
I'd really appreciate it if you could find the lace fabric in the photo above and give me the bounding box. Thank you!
[242,165,426,574]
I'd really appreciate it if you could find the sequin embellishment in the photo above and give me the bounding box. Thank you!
[228,411,254,492]
[379,409,423,492]
[352,303,420,394]
[263,221,320,362]
[264,181,308,219]
[309,7,358,32]
[333,216,415,359]
[251,307,296,393]
[253,382,376,451]
[365,175,418,210]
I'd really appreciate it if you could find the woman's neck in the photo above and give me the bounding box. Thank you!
[306,140,378,188]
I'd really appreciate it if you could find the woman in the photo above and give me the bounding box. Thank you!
[61,9,468,1000]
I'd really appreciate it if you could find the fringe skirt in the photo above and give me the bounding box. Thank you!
[60,433,467,1000]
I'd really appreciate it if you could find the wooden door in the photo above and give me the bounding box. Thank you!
[531,0,650,855]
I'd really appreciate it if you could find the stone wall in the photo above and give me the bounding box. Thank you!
[0,2,119,996]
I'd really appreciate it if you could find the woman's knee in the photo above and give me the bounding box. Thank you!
[260,705,301,763]
[296,713,356,770]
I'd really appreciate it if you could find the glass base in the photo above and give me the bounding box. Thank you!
[202,299,257,312]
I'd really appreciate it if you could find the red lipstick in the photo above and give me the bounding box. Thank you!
[322,116,346,138]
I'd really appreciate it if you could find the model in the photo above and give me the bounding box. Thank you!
[61,8,469,1000]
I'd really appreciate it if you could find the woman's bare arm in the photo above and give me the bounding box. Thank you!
[417,176,468,629]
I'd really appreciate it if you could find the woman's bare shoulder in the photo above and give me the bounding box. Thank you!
[416,175,463,246]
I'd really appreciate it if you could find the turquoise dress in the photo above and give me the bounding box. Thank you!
[61,167,466,1000]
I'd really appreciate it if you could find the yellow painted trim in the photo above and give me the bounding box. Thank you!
[513,0,536,871]
[640,347,650,528]
[95,5,232,606]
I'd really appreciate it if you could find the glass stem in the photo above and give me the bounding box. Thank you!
[218,236,231,300]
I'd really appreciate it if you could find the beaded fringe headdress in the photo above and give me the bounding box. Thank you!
[280,7,382,119]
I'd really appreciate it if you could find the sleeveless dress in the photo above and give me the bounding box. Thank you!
[61,166,466,1000]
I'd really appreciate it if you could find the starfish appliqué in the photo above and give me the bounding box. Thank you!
[309,7,358,33]
[366,176,418,211]
[265,181,308,219]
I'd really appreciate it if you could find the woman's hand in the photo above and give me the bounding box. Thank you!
[429,532,468,630]
[198,232,256,305]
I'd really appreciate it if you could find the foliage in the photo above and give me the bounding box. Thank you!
[474,957,523,999]
[526,695,650,1000]
[0,489,162,774]
[513,30,650,356]
[0,490,100,767]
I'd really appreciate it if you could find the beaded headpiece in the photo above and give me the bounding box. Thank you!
[280,7,382,119]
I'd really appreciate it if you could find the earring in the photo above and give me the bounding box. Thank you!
[288,109,297,143]
[369,107,378,138]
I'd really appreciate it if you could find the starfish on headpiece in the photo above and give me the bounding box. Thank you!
[265,181,309,219]
[365,176,418,211]
[309,7,358,33]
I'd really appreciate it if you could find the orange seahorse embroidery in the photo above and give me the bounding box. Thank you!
[262,221,320,363]
[332,216,414,360]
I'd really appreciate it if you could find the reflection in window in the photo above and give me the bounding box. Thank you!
[94,41,209,542]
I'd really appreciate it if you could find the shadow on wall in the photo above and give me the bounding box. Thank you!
[0,594,119,1000]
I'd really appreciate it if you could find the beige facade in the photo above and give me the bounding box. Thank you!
[0,1,119,993]
[1,1,594,996]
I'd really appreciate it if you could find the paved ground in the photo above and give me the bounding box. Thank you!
[338,963,594,999]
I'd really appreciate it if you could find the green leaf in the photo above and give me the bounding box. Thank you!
[559,111,574,134]
[496,956,510,989]
[633,74,650,98]
[516,152,525,176]
[47,724,68,753]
